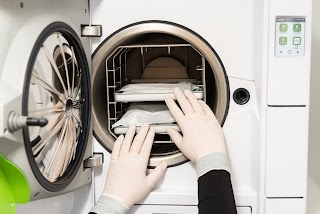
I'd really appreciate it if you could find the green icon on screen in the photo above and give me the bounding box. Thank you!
[279,37,287,45]
[280,24,288,32]
[293,37,301,45]
[293,24,302,32]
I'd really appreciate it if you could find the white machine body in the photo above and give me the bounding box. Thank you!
[0,0,312,214]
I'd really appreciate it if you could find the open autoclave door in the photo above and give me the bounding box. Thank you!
[0,0,95,203]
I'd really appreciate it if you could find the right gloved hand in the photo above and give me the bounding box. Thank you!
[165,88,227,163]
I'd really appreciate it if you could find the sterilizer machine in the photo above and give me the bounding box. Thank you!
[0,0,312,213]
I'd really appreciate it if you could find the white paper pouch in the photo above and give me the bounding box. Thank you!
[117,82,200,94]
[112,103,176,128]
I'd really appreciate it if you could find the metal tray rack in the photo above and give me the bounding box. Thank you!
[106,43,206,140]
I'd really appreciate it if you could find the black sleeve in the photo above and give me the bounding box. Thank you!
[198,170,237,214]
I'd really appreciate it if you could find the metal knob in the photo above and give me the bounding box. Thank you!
[7,112,48,133]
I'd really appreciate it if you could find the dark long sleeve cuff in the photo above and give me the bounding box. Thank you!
[198,170,237,214]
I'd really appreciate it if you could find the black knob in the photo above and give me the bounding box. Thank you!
[26,117,48,127]
[233,88,250,105]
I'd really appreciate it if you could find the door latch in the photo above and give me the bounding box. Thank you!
[84,153,104,168]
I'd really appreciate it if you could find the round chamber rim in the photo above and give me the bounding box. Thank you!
[92,20,230,167]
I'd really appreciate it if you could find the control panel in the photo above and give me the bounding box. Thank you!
[275,17,305,57]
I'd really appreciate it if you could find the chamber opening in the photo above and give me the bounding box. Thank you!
[106,33,214,157]
[92,22,229,167]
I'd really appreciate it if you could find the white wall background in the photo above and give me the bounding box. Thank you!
[309,0,320,182]
[307,0,320,213]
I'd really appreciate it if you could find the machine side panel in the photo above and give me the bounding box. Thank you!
[265,107,308,197]
[265,198,306,214]
[267,0,312,105]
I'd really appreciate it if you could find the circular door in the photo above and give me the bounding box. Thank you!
[92,21,229,167]
[22,22,91,192]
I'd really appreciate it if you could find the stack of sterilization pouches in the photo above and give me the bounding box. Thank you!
[113,82,203,134]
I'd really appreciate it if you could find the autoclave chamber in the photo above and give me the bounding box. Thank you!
[91,22,230,167]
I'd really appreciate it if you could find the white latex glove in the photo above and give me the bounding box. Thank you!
[103,123,168,208]
[165,88,227,163]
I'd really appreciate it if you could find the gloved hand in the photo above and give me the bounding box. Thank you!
[165,88,227,163]
[103,123,168,208]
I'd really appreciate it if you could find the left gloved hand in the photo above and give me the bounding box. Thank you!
[103,123,168,208]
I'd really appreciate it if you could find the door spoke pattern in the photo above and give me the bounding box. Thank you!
[27,32,85,182]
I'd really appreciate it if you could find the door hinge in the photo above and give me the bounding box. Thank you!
[84,153,104,168]
[81,25,102,37]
